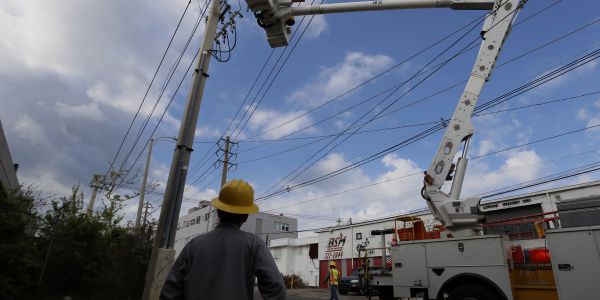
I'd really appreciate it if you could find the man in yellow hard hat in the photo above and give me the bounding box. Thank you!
[323,261,340,300]
[161,179,286,300]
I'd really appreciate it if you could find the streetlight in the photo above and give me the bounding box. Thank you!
[136,136,177,229]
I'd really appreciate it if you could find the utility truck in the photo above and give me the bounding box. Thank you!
[243,0,600,299]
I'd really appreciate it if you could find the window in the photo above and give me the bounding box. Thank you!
[204,213,209,221]
[356,232,362,240]
[184,221,189,227]
[190,219,196,225]
[196,216,201,224]
[177,223,181,230]
[275,222,290,232]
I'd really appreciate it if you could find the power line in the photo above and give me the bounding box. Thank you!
[255,49,600,202]
[184,0,334,194]
[113,7,213,190]
[264,143,600,214]
[114,1,211,182]
[238,91,599,164]
[260,13,494,197]
[266,159,600,231]
[185,2,318,184]
[236,1,580,156]
[240,12,489,142]
[105,0,193,177]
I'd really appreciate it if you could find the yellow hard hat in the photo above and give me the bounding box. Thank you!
[329,261,337,267]
[211,179,259,214]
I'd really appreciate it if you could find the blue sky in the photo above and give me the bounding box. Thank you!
[1,0,599,230]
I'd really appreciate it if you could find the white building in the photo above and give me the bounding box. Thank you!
[311,180,600,288]
[174,200,299,256]
[0,121,19,193]
[269,236,320,287]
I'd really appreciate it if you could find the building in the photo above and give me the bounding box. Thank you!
[173,200,298,256]
[313,181,600,288]
[269,236,320,287]
[0,121,19,193]
[315,209,436,288]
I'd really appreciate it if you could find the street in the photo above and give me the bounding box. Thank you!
[255,287,374,300]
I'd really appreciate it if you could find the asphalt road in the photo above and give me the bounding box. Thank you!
[254,287,371,300]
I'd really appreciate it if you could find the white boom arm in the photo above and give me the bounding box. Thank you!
[245,0,525,236]
[422,0,523,236]
[246,0,497,48]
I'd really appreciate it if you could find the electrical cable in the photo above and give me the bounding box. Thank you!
[260,15,489,197]
[114,0,211,182]
[255,49,600,202]
[236,1,577,156]
[238,91,599,164]
[104,0,193,177]
[230,0,325,140]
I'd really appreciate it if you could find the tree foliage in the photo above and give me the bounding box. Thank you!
[0,185,153,299]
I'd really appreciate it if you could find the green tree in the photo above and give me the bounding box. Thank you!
[0,185,43,299]
[0,184,153,299]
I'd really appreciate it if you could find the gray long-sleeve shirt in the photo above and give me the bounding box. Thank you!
[160,223,287,300]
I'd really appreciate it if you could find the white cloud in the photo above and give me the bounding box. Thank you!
[195,125,222,139]
[12,114,51,147]
[463,150,543,197]
[247,107,316,139]
[55,101,107,121]
[477,139,496,157]
[303,15,328,39]
[287,52,394,107]
[575,100,600,136]
[260,152,424,230]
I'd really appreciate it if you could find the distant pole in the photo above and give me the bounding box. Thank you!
[87,175,102,216]
[142,0,223,297]
[137,139,154,228]
[220,136,231,187]
[206,136,231,232]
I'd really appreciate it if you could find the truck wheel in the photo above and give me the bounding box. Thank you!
[447,284,500,300]
[378,286,394,300]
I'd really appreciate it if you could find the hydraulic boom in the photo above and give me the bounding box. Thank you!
[245,0,525,236]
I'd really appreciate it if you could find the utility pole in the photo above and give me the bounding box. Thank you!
[87,175,102,216]
[142,0,224,297]
[206,136,231,232]
[136,138,154,228]
[142,201,150,229]
[220,136,231,187]
[137,136,176,229]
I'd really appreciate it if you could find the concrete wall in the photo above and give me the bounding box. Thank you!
[0,121,19,192]
[317,211,438,261]
[270,237,320,287]
[242,212,298,242]
[173,205,298,257]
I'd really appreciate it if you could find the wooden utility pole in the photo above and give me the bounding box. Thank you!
[206,136,231,233]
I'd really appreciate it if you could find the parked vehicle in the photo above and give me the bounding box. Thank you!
[339,269,361,295]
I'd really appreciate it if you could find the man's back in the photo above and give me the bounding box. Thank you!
[160,223,286,300]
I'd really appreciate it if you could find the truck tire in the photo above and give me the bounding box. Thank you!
[447,284,501,300]
[378,286,394,300]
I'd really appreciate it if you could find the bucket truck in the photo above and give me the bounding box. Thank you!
[244,0,600,299]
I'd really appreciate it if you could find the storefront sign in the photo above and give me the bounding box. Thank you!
[480,198,533,211]
[324,233,346,259]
